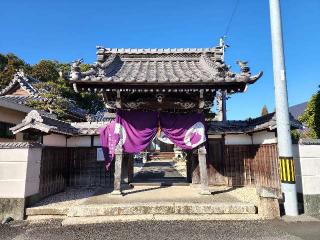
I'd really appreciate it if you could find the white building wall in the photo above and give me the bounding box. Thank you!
[67,136,91,147]
[208,135,223,139]
[25,148,42,197]
[252,131,277,144]
[293,144,320,195]
[43,134,67,147]
[0,147,41,198]
[93,136,101,147]
[222,131,277,145]
[224,134,252,145]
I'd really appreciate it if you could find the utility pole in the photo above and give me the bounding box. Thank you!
[269,0,298,216]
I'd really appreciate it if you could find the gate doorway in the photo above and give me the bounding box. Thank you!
[159,141,174,152]
[132,140,188,186]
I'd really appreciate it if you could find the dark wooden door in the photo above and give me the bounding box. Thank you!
[207,138,227,185]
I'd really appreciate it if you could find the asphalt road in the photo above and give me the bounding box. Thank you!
[1,219,320,240]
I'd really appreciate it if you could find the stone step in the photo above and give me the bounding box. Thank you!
[26,207,68,216]
[130,182,189,187]
[67,202,257,217]
[148,152,175,160]
[61,213,262,225]
[26,202,257,217]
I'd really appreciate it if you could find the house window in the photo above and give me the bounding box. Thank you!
[0,121,15,139]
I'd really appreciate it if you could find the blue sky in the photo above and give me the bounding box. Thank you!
[1,0,319,119]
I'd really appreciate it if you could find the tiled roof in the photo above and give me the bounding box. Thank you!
[208,112,302,134]
[101,47,223,54]
[10,110,78,136]
[10,110,113,136]
[0,142,42,149]
[0,96,57,119]
[70,46,262,87]
[71,121,112,135]
[289,102,307,120]
[9,110,302,137]
[299,138,320,145]
[0,95,33,105]
[0,70,40,96]
[0,71,87,120]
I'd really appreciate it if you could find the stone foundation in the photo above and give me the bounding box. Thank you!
[256,187,281,219]
[298,193,320,215]
[0,198,25,221]
[258,197,280,219]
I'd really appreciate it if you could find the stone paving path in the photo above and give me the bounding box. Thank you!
[133,159,186,185]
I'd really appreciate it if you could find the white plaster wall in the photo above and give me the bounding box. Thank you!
[0,148,41,198]
[225,134,252,145]
[0,107,25,124]
[208,135,223,139]
[43,134,66,147]
[252,131,277,144]
[293,144,320,195]
[25,148,42,197]
[93,136,101,147]
[67,136,91,147]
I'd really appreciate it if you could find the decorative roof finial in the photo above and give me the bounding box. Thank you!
[23,110,43,124]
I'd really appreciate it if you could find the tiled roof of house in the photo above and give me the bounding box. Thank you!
[0,141,43,149]
[0,95,57,119]
[0,70,40,96]
[0,95,34,105]
[10,110,114,136]
[208,112,302,134]
[289,102,307,120]
[0,71,87,120]
[10,110,302,138]
[10,110,79,136]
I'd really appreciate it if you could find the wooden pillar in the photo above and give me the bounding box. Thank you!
[111,144,123,195]
[198,145,211,195]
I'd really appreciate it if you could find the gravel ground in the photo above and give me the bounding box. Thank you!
[31,188,96,210]
[2,219,320,240]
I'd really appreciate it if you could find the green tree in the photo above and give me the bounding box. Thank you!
[26,81,77,121]
[0,53,31,89]
[75,92,105,114]
[261,105,269,116]
[31,60,60,82]
[0,53,104,120]
[299,87,320,139]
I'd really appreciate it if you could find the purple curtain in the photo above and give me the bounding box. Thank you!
[159,112,206,150]
[99,120,119,170]
[116,110,158,153]
[100,110,207,170]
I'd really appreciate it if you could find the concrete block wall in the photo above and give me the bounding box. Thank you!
[0,144,42,220]
[293,143,320,214]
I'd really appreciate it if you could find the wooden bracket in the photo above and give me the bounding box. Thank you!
[116,90,122,108]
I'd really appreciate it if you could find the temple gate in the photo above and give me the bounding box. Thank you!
[70,43,263,195]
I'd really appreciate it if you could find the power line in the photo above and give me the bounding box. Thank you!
[224,0,240,37]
